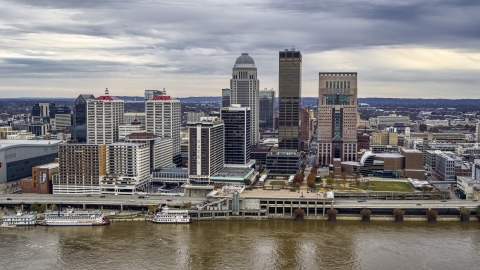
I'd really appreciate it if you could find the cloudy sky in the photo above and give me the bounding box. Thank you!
[0,0,479,99]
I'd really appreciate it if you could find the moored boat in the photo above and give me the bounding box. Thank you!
[41,206,110,226]
[2,210,37,226]
[151,206,192,224]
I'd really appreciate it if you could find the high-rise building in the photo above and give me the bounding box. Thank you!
[259,89,275,130]
[187,112,205,122]
[144,90,164,101]
[55,143,107,194]
[102,142,151,195]
[31,102,50,123]
[125,132,173,172]
[187,117,224,183]
[86,90,124,145]
[49,104,71,131]
[221,105,251,165]
[124,112,146,127]
[300,108,310,151]
[145,95,181,164]
[372,131,398,146]
[73,94,95,143]
[222,88,231,107]
[119,119,145,140]
[318,72,358,166]
[278,50,302,150]
[230,53,259,145]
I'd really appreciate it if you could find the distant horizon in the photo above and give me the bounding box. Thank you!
[2,96,480,100]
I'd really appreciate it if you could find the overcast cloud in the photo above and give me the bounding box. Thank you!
[0,0,479,98]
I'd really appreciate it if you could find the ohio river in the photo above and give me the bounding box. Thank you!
[1,220,479,270]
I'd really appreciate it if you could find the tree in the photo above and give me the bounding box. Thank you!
[49,204,58,211]
[419,124,427,132]
[426,209,438,222]
[148,205,157,213]
[294,208,305,221]
[30,202,39,212]
[40,203,48,211]
[326,177,334,188]
[360,208,372,217]
[306,174,316,189]
[326,208,338,216]
[293,173,304,185]
[393,209,405,216]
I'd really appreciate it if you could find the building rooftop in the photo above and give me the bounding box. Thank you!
[36,163,59,170]
[210,167,255,181]
[125,132,158,139]
[0,140,61,150]
[151,96,173,101]
[375,153,404,158]
[234,53,256,68]
[94,96,121,101]
[402,148,422,153]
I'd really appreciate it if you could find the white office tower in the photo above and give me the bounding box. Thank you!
[230,53,260,145]
[86,89,124,144]
[101,142,150,195]
[145,94,181,164]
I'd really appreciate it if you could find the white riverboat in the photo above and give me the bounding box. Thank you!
[41,206,110,226]
[1,211,37,226]
[151,207,192,224]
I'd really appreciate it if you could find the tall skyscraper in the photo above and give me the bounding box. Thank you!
[317,72,358,166]
[230,53,259,145]
[221,105,251,165]
[73,94,95,143]
[86,90,124,145]
[145,95,182,164]
[259,89,275,130]
[187,117,224,183]
[222,88,231,107]
[278,49,302,150]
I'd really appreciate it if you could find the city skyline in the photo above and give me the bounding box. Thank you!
[0,1,479,98]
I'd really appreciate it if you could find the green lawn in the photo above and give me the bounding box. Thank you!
[357,181,413,192]
[269,181,287,187]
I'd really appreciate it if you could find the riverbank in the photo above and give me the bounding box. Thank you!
[106,214,480,222]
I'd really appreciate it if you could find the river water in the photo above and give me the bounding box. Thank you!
[1,220,479,270]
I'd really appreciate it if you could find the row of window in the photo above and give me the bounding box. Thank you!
[326,81,351,89]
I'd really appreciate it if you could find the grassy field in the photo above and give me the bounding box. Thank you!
[269,181,287,187]
[357,181,413,192]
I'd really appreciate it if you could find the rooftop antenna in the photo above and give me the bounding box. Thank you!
[291,46,296,51]
[105,88,109,95]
